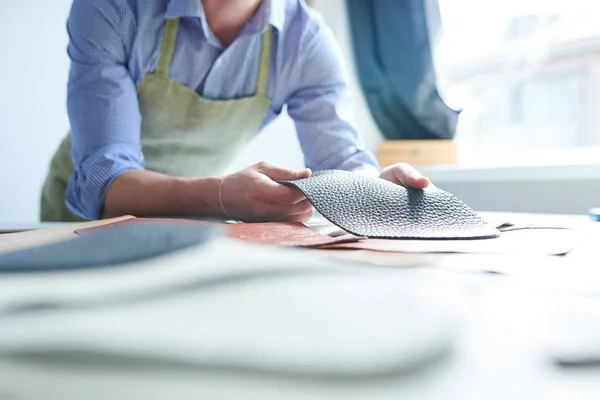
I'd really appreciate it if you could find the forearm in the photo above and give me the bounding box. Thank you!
[102,170,223,219]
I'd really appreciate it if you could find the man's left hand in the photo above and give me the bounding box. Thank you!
[379,163,431,190]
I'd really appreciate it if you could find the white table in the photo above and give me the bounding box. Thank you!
[0,212,599,400]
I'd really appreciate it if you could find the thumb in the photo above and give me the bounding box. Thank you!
[256,162,311,181]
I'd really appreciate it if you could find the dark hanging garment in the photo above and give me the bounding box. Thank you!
[346,0,459,140]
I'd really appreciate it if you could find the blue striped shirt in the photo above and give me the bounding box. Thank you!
[65,0,380,220]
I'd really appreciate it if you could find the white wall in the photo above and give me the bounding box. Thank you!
[0,0,380,223]
[432,178,600,215]
[0,0,73,223]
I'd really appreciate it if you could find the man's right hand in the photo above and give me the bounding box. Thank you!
[219,161,314,222]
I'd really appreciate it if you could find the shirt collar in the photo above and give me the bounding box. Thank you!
[165,0,285,32]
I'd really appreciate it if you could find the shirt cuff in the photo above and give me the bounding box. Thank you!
[65,145,144,220]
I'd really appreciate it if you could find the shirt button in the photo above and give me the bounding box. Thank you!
[215,58,223,67]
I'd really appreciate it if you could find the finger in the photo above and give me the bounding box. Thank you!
[253,199,314,221]
[390,164,430,189]
[288,208,315,223]
[253,178,308,204]
[256,161,311,182]
[268,199,314,217]
[404,175,431,190]
[389,163,421,183]
[267,208,315,223]
[287,198,314,215]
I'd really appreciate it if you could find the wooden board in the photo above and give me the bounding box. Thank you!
[377,140,458,167]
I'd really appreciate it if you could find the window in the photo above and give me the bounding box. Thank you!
[432,0,600,166]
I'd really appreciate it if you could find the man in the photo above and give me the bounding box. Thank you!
[40,0,431,222]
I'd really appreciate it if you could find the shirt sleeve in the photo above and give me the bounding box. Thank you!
[286,13,380,175]
[64,0,144,220]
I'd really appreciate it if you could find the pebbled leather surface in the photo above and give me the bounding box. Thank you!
[280,170,500,240]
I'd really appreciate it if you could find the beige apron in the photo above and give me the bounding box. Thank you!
[40,19,273,222]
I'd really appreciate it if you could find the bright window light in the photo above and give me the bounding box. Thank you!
[433,0,600,166]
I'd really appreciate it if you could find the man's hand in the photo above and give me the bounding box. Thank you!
[219,161,314,222]
[379,163,431,190]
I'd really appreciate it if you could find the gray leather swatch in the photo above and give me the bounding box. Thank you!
[280,170,500,240]
[0,222,220,274]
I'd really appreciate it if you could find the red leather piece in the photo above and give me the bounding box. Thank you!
[226,222,358,247]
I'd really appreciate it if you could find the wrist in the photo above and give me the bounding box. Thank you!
[218,175,236,221]
[173,176,224,218]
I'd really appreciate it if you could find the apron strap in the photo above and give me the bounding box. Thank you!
[156,19,180,77]
[256,25,273,96]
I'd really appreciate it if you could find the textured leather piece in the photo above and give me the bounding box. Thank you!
[0,222,219,273]
[280,170,500,240]
[76,219,360,248]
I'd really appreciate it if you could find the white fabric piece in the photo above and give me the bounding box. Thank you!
[0,239,460,378]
